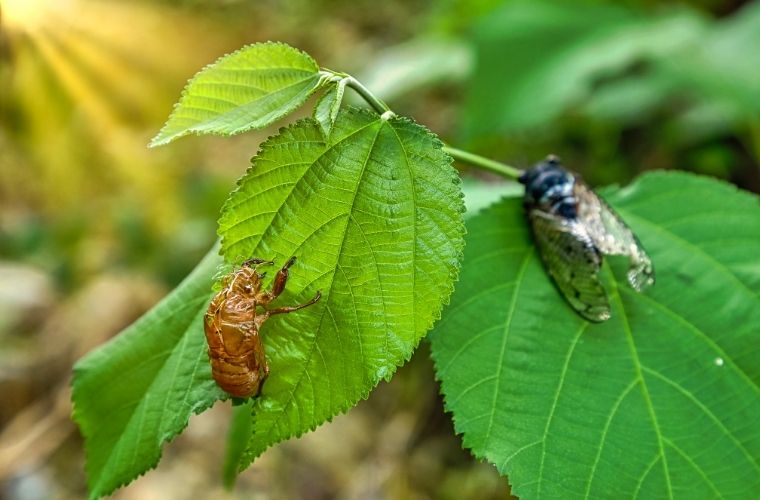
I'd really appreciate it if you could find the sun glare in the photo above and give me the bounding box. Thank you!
[1,0,66,31]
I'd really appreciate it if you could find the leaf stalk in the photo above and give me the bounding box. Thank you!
[441,146,524,180]
[321,69,523,181]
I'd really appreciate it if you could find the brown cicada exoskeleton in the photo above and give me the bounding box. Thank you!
[204,257,321,398]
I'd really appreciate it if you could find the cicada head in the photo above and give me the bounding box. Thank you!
[227,259,273,299]
[519,155,575,215]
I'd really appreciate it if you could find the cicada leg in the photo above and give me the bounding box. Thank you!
[254,256,296,305]
[271,256,297,298]
[267,290,322,316]
[253,256,321,320]
[242,257,274,268]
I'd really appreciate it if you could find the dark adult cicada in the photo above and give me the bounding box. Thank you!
[204,257,321,398]
[519,155,654,322]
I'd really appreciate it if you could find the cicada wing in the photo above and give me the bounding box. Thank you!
[529,210,611,322]
[574,181,654,291]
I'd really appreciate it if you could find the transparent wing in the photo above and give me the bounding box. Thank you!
[529,210,611,322]
[574,181,655,291]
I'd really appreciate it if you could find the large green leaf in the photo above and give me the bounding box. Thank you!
[217,107,465,467]
[463,2,705,136]
[71,244,226,499]
[664,1,760,115]
[430,172,760,498]
[662,2,760,141]
[150,42,325,147]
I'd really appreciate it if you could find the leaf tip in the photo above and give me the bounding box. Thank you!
[147,132,172,148]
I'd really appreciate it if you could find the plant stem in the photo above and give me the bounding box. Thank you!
[442,146,523,180]
[344,77,392,115]
[329,69,523,181]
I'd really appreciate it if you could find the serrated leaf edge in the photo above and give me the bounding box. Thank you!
[430,172,760,498]
[219,108,466,469]
[71,249,227,499]
[149,41,322,147]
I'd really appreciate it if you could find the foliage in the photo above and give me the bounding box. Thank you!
[218,107,464,468]
[463,0,760,146]
[149,42,327,146]
[70,37,760,500]
[73,42,464,498]
[71,244,225,499]
[313,77,347,137]
[430,173,760,498]
[463,2,707,136]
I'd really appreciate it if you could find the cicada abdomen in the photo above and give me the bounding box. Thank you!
[204,257,321,398]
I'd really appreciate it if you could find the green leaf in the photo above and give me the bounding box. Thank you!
[150,42,325,147]
[313,78,347,138]
[71,244,226,499]
[464,2,705,136]
[461,178,522,218]
[661,2,760,118]
[430,172,760,499]
[218,107,465,468]
[583,72,677,123]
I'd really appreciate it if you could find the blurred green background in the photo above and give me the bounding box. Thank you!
[0,0,758,498]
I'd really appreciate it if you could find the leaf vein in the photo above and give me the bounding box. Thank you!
[484,249,533,450]
[537,322,588,498]
[583,378,640,500]
[608,277,674,500]
[642,365,760,474]
[249,120,383,452]
[663,437,724,499]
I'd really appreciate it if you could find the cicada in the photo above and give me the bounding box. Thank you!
[204,257,321,398]
[519,155,654,322]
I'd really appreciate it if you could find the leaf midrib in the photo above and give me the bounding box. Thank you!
[157,72,321,146]
[222,119,378,254]
[608,276,674,500]
[247,120,384,456]
[387,122,416,349]
[189,74,320,125]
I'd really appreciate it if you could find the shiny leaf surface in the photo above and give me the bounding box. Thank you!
[150,42,324,146]
[72,245,226,499]
[430,172,760,499]
[218,107,465,467]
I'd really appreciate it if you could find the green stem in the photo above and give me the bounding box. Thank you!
[343,76,392,116]
[442,146,523,180]
[326,69,523,180]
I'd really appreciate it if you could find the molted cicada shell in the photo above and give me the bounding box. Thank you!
[204,257,321,398]
[519,156,654,322]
